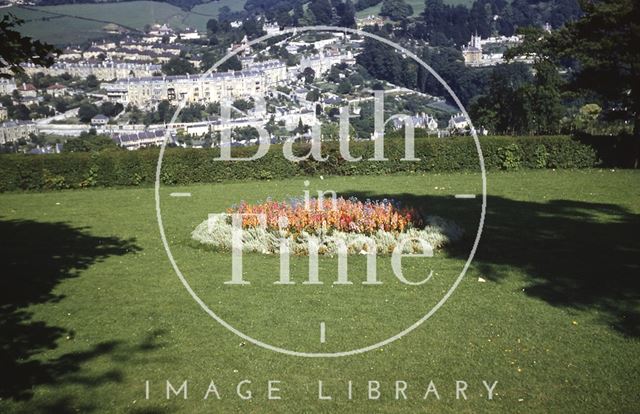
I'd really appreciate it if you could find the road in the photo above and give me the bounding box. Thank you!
[36,107,79,126]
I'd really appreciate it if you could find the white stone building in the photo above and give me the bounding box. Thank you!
[298,51,353,76]
[0,78,17,95]
[462,34,483,66]
[263,22,281,36]
[46,83,68,98]
[91,114,110,126]
[104,60,288,107]
[17,83,37,98]
[448,113,469,130]
[0,120,37,144]
[391,112,438,131]
[21,61,161,81]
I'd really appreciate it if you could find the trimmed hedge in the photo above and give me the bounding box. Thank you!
[0,135,602,191]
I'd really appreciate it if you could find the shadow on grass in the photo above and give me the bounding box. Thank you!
[345,191,640,337]
[0,219,166,412]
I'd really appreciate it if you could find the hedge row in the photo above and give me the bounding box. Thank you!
[0,135,602,191]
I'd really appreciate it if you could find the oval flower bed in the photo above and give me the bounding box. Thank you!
[191,197,463,255]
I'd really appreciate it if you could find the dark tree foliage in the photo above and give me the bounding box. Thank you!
[78,103,99,123]
[100,102,124,118]
[300,67,315,84]
[62,131,117,152]
[336,0,357,27]
[380,0,413,21]
[355,0,382,12]
[309,0,334,24]
[232,126,260,141]
[218,55,242,72]
[180,103,205,122]
[0,14,58,79]
[161,57,197,76]
[10,104,30,121]
[415,0,582,46]
[356,37,408,86]
[306,90,321,102]
[244,0,306,22]
[206,18,219,34]
[275,10,293,27]
[85,74,99,89]
[336,80,353,94]
[242,17,265,37]
[357,33,492,106]
[143,100,176,125]
[558,0,639,165]
[507,0,640,165]
[469,62,564,135]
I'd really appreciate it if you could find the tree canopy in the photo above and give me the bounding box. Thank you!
[0,14,58,79]
[161,57,197,76]
[507,0,640,165]
[380,0,413,21]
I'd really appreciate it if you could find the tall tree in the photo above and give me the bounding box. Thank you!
[336,0,357,28]
[559,0,639,166]
[309,0,333,24]
[508,0,640,165]
[206,18,219,34]
[0,14,58,78]
[380,0,413,21]
[162,57,197,76]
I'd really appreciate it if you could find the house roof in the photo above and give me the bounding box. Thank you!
[92,114,109,120]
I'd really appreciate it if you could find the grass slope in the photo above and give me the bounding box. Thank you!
[357,0,474,18]
[0,170,638,413]
[0,0,245,44]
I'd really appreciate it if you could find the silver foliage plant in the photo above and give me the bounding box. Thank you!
[191,215,463,256]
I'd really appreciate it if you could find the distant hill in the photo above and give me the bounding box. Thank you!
[1,0,245,45]
[35,0,207,12]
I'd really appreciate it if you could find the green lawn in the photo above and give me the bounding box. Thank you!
[0,170,639,413]
[1,0,246,44]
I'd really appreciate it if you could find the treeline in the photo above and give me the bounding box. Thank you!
[243,0,306,25]
[414,0,583,46]
[356,33,492,106]
[355,1,638,138]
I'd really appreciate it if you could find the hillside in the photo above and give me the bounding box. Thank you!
[356,0,474,18]
[0,0,245,44]
[35,0,208,11]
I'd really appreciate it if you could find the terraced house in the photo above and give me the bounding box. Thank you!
[103,60,288,107]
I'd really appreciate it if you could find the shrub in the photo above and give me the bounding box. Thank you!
[497,143,523,170]
[0,135,605,192]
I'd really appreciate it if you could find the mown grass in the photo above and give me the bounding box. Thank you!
[0,169,638,413]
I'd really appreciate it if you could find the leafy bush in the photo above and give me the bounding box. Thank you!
[0,135,605,192]
[497,143,523,170]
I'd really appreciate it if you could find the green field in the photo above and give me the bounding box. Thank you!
[0,0,476,43]
[0,0,246,45]
[357,0,474,18]
[0,169,638,413]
